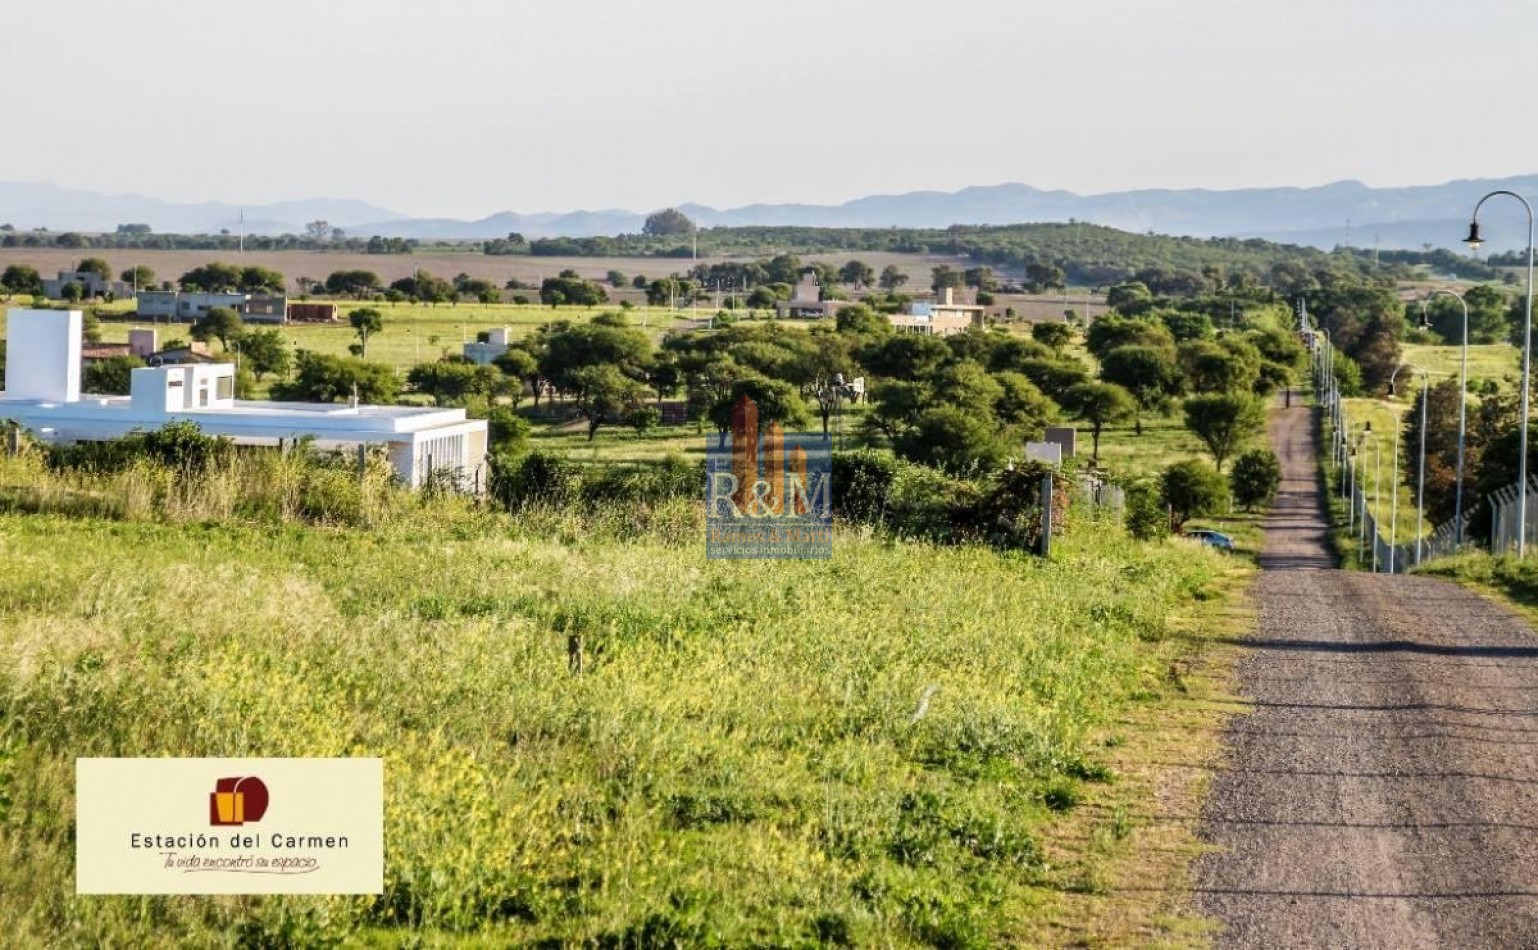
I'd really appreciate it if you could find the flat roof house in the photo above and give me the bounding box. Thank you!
[2,309,487,490]
[887,287,986,336]
[775,271,850,320]
[41,270,131,300]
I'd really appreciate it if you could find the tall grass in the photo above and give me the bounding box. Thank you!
[0,454,1235,946]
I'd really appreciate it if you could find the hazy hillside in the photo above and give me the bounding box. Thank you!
[6,175,1538,251]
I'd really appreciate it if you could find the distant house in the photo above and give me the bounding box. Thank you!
[41,270,130,300]
[137,291,249,322]
[241,296,288,325]
[287,302,339,323]
[137,291,288,324]
[887,287,986,336]
[775,271,850,320]
[463,327,513,365]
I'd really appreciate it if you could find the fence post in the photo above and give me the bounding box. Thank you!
[1039,471,1054,558]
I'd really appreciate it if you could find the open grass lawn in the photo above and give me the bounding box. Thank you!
[0,490,1253,946]
[85,301,696,372]
[1402,342,1520,387]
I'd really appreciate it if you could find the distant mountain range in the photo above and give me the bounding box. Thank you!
[6,176,1538,252]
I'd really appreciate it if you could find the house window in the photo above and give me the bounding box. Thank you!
[217,376,234,400]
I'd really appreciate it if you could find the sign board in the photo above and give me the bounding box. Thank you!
[76,758,383,895]
[1044,427,1077,458]
[1025,442,1063,465]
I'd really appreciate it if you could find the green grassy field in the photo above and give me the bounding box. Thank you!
[1402,342,1520,386]
[0,452,1252,946]
[87,301,698,372]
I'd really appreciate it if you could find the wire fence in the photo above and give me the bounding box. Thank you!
[1309,322,1475,572]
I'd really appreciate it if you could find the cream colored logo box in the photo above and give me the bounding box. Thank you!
[76,758,383,895]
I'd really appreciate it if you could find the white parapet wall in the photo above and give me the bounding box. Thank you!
[8,308,82,403]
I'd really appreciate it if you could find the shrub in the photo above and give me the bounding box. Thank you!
[487,450,580,511]
[1160,459,1227,529]
[1123,480,1168,541]
[485,406,531,454]
[1230,449,1281,511]
[966,462,1064,551]
[832,449,900,523]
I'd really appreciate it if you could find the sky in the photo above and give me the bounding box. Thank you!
[5,0,1537,218]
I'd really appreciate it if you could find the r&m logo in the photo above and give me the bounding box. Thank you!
[705,394,832,559]
[210,776,270,826]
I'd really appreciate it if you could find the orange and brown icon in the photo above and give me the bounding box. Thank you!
[731,395,808,515]
[209,776,270,826]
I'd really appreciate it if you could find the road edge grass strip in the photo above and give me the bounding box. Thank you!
[1014,549,1257,947]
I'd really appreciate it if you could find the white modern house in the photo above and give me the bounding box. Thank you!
[463,326,513,365]
[1,309,488,489]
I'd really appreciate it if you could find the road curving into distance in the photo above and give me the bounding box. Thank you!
[1194,401,1538,948]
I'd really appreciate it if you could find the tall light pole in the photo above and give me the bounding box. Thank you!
[1389,362,1429,571]
[1466,191,1534,555]
[1421,289,1470,545]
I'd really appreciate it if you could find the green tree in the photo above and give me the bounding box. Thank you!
[324,269,383,299]
[179,263,243,293]
[1178,338,1260,394]
[76,257,112,281]
[895,405,1010,472]
[606,270,627,288]
[239,266,286,294]
[83,355,145,395]
[835,303,891,338]
[271,351,398,404]
[878,265,909,291]
[839,259,875,288]
[1124,480,1169,540]
[349,308,384,358]
[642,208,695,237]
[540,270,609,307]
[190,307,245,350]
[120,265,156,289]
[234,328,292,380]
[1161,459,1228,529]
[1030,321,1075,352]
[1023,261,1066,293]
[407,359,504,406]
[62,282,83,303]
[1183,392,1266,471]
[1230,449,1281,511]
[1099,344,1181,434]
[572,364,651,441]
[1,265,43,296]
[930,265,964,292]
[707,377,809,437]
[1063,381,1136,462]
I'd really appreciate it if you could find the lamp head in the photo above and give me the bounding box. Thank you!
[1464,220,1484,252]
[1363,420,1373,434]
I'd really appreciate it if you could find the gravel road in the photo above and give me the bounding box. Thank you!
[1194,403,1538,948]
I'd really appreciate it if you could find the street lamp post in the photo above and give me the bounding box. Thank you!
[1466,191,1535,555]
[1421,290,1471,545]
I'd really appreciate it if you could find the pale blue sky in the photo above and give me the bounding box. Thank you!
[6,0,1535,216]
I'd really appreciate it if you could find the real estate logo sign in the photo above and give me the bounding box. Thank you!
[76,758,382,894]
[705,395,832,559]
